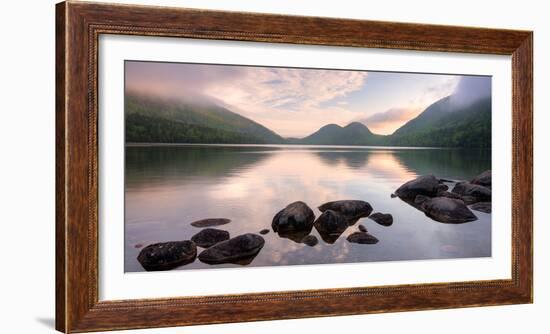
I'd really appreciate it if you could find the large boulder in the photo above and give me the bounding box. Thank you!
[347,232,379,244]
[470,202,492,213]
[191,228,230,248]
[452,182,491,202]
[368,212,393,226]
[395,175,440,199]
[272,201,315,234]
[190,218,231,228]
[471,170,491,188]
[198,233,265,265]
[318,200,373,219]
[314,210,350,244]
[137,241,197,271]
[421,197,478,224]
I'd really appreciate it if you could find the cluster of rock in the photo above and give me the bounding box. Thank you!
[137,170,491,271]
[137,218,265,271]
[392,170,491,223]
[272,200,392,246]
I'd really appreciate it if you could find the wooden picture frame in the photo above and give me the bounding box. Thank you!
[56,1,533,332]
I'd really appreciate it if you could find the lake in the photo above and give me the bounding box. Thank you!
[125,144,491,272]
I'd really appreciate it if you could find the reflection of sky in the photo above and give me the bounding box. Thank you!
[125,145,491,272]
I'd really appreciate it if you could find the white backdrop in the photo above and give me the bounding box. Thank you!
[0,0,547,333]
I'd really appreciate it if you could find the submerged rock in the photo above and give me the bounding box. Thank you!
[471,170,491,188]
[395,175,440,199]
[347,232,379,244]
[318,200,373,219]
[438,178,455,183]
[470,202,492,213]
[368,212,393,226]
[134,243,144,249]
[421,197,478,224]
[259,229,270,235]
[358,224,368,232]
[137,241,197,271]
[301,235,319,247]
[314,210,350,244]
[191,228,230,248]
[272,201,315,234]
[276,229,312,243]
[190,218,231,228]
[198,233,265,265]
[451,182,491,202]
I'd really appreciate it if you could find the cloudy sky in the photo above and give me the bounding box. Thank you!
[126,61,488,137]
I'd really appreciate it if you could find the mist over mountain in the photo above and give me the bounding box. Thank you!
[449,76,491,110]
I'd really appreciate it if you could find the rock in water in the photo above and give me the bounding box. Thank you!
[414,194,431,206]
[198,233,265,265]
[421,197,478,224]
[471,170,491,188]
[470,202,492,213]
[395,175,440,199]
[358,224,368,232]
[191,228,230,248]
[259,229,270,235]
[137,241,197,271]
[190,218,231,228]
[437,191,463,200]
[272,201,315,234]
[451,182,491,202]
[347,232,379,244]
[369,212,393,226]
[301,235,319,247]
[276,230,312,243]
[318,200,373,219]
[314,210,350,244]
[437,184,449,192]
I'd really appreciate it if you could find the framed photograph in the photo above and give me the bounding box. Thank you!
[56,1,532,332]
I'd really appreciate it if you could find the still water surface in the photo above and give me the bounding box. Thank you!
[125,144,491,272]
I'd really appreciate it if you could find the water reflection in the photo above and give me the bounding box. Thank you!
[125,145,491,272]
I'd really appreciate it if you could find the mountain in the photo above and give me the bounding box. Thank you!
[125,92,491,148]
[125,94,285,144]
[389,96,491,148]
[298,122,387,145]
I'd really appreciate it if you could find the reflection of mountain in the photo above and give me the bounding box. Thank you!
[125,146,271,187]
[314,149,371,168]
[388,148,491,180]
[126,93,491,148]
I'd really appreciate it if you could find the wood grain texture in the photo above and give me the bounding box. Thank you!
[55,1,533,332]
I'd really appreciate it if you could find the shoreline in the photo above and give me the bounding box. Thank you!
[125,142,491,150]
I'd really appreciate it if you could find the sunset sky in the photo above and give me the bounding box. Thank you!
[125,61,488,137]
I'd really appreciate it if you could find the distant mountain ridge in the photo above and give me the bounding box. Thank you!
[297,122,387,146]
[126,92,491,148]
